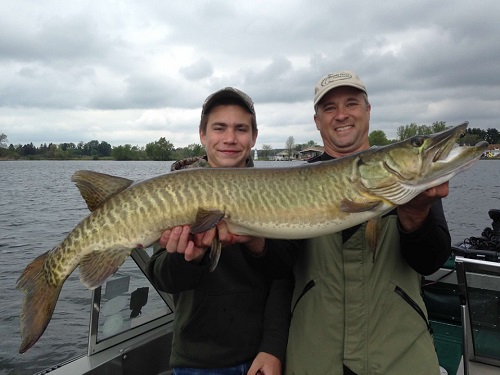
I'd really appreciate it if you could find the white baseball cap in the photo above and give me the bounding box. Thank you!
[313,70,367,106]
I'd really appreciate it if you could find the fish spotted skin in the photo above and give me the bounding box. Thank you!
[17,122,487,353]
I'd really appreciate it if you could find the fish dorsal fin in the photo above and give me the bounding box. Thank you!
[340,199,383,213]
[71,170,134,211]
[190,208,225,234]
[79,248,133,290]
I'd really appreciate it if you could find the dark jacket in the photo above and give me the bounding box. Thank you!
[146,156,292,368]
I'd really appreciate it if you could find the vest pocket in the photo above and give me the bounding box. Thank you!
[394,285,433,334]
[291,279,316,317]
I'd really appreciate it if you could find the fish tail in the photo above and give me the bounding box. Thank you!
[17,251,63,354]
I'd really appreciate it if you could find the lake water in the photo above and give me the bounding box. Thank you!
[0,159,499,375]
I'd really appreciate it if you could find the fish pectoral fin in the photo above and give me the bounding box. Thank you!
[340,199,383,213]
[209,233,222,272]
[79,248,133,290]
[71,170,134,212]
[190,208,225,234]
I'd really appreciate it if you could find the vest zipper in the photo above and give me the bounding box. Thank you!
[291,279,316,317]
[394,285,433,334]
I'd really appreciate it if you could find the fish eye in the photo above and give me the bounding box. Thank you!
[411,136,424,147]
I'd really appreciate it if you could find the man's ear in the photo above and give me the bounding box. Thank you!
[251,129,258,147]
[199,129,206,146]
[314,114,320,130]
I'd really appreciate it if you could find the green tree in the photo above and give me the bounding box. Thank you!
[20,143,37,157]
[485,128,499,144]
[396,123,418,141]
[112,144,145,160]
[431,121,448,133]
[416,124,432,135]
[145,137,176,161]
[459,133,483,146]
[307,140,318,147]
[83,140,100,156]
[45,143,58,159]
[261,144,273,160]
[177,143,204,159]
[369,130,391,146]
[98,141,112,157]
[59,142,76,152]
[396,122,451,141]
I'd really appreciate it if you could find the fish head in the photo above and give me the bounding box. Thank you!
[356,122,488,205]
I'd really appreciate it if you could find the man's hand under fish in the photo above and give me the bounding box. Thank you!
[398,181,450,232]
[160,222,265,262]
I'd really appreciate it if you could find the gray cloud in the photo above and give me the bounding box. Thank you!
[179,58,214,81]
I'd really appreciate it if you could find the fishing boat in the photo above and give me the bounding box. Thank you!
[34,211,500,375]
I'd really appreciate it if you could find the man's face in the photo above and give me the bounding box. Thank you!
[314,86,371,158]
[200,104,257,168]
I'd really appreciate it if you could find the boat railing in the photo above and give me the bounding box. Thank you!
[455,256,500,373]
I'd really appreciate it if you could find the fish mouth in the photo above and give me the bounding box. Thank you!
[418,122,488,186]
[426,122,468,163]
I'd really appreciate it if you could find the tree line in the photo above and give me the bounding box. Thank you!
[1,121,498,161]
[0,135,205,161]
[369,121,499,146]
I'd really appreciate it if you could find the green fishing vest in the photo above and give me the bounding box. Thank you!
[286,215,440,375]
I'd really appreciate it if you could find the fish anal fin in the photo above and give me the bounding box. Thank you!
[79,248,132,290]
[17,251,62,353]
[340,199,383,213]
[71,170,134,212]
[190,208,225,234]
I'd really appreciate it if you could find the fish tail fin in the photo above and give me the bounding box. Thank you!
[17,251,62,354]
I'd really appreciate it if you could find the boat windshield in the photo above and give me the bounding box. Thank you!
[88,248,175,355]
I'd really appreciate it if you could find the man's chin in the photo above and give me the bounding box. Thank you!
[217,156,245,168]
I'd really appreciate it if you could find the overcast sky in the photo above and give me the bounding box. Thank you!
[1,0,499,150]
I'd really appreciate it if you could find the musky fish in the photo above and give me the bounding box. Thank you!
[17,122,487,353]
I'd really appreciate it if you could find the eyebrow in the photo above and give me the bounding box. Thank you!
[210,122,250,128]
[322,96,361,106]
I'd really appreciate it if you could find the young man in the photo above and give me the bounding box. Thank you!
[146,87,291,375]
[241,71,451,374]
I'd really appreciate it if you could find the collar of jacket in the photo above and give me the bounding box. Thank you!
[307,152,335,163]
[170,155,254,171]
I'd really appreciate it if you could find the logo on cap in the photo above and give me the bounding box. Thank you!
[321,72,353,87]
